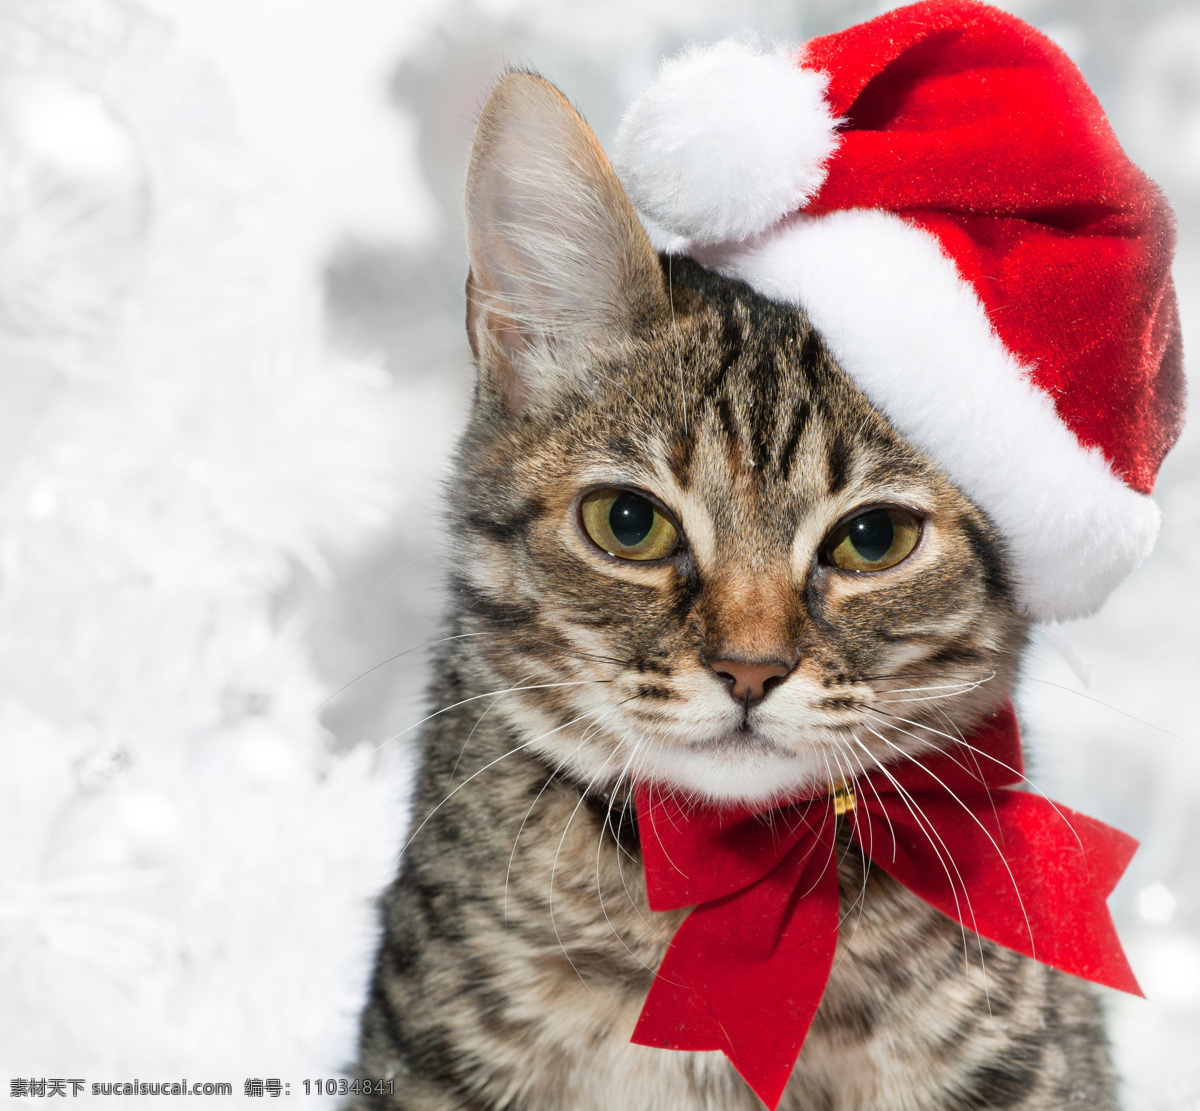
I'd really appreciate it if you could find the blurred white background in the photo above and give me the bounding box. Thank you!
[0,0,1196,1106]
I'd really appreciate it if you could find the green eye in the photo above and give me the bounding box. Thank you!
[580,489,679,561]
[824,507,921,572]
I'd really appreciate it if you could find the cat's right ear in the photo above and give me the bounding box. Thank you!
[465,72,669,412]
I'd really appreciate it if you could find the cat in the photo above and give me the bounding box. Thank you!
[349,70,1119,1110]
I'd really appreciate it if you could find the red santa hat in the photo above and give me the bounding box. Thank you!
[614,0,1185,622]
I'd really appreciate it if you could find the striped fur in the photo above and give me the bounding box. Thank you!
[349,74,1118,1110]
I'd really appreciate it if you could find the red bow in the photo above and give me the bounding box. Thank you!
[630,704,1140,1109]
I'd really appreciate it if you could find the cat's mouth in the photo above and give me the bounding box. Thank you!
[685,725,796,756]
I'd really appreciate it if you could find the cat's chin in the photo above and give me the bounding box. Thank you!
[626,732,833,806]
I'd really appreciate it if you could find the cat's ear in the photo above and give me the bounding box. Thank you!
[465,72,669,411]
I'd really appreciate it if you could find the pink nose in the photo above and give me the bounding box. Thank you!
[709,659,791,706]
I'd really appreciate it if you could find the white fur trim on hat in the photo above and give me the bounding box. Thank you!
[614,40,840,244]
[689,210,1160,622]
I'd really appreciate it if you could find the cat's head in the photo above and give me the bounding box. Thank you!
[451,72,1025,805]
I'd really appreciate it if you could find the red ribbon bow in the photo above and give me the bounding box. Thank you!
[630,704,1140,1109]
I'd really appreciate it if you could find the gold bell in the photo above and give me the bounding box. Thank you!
[830,781,857,817]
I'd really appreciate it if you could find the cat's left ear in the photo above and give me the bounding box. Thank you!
[465,72,670,411]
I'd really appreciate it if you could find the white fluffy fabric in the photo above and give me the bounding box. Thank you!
[0,3,412,1103]
[614,39,840,244]
[690,210,1161,622]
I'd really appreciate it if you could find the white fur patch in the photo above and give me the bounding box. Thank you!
[613,40,840,244]
[688,210,1160,621]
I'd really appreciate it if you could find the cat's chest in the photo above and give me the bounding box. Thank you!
[482,765,961,1111]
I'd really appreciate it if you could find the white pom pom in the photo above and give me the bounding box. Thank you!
[614,40,840,244]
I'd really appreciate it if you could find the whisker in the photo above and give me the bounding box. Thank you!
[376,676,609,756]
[503,723,593,922]
[794,793,840,903]
[639,780,692,882]
[613,815,671,943]
[869,705,1085,859]
[1022,676,1193,746]
[929,703,1005,842]
[868,666,1191,744]
[838,733,894,863]
[822,741,873,970]
[379,549,439,586]
[845,730,987,996]
[519,636,631,669]
[873,684,992,705]
[823,744,862,876]
[548,746,625,994]
[609,733,675,942]
[592,748,677,969]
[449,680,530,782]
[871,676,995,696]
[402,710,596,858]
[315,631,491,710]
[864,722,1036,972]
[282,674,585,834]
[859,668,996,685]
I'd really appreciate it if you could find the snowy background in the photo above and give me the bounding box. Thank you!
[0,0,1196,1106]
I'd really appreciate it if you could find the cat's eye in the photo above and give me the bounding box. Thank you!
[579,489,680,561]
[823,506,922,573]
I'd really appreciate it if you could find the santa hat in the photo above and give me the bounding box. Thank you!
[614,0,1185,622]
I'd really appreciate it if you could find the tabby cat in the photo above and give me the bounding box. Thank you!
[350,72,1117,1110]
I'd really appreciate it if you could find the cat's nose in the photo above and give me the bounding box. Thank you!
[708,659,791,707]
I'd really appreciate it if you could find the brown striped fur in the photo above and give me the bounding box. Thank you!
[350,73,1118,1110]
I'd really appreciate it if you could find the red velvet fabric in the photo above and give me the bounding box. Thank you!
[800,0,1184,494]
[630,703,1140,1109]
